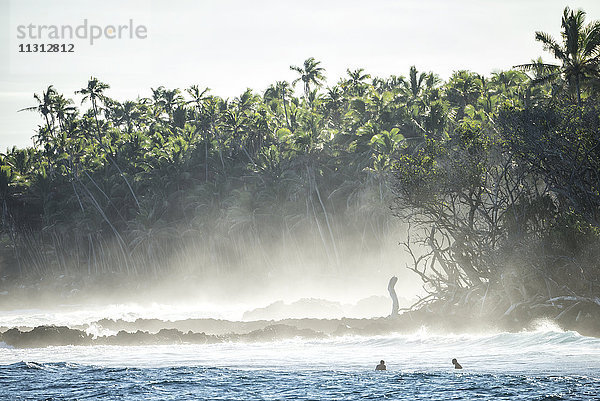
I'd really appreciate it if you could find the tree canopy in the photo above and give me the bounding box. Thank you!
[2,7,600,330]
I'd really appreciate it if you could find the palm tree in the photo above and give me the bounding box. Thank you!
[111,100,143,133]
[519,57,555,107]
[290,57,326,102]
[186,85,210,111]
[77,78,109,127]
[19,86,57,138]
[323,86,345,127]
[516,7,600,107]
[446,71,483,119]
[344,68,371,96]
[405,66,427,101]
[151,86,184,123]
[264,81,292,128]
[0,163,23,275]
[77,77,140,210]
[186,85,212,181]
[51,93,77,132]
[402,66,429,131]
[386,75,406,93]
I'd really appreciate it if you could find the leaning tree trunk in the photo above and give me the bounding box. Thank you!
[92,100,140,210]
[282,95,290,129]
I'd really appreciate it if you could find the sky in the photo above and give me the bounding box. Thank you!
[1,0,600,150]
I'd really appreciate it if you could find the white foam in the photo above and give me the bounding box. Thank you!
[528,318,565,333]
[0,333,598,375]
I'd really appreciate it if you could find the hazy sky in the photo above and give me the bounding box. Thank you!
[1,0,599,149]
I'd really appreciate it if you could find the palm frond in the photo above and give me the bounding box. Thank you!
[535,31,567,61]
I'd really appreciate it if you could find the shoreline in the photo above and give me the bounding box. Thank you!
[1,308,599,349]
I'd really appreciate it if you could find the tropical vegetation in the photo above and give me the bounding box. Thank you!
[1,7,600,327]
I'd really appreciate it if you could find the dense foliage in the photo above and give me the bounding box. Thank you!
[394,7,600,325]
[1,7,599,324]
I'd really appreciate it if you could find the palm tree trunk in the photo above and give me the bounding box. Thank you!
[71,179,96,276]
[44,114,54,137]
[304,82,310,103]
[306,165,339,267]
[3,200,23,276]
[576,76,582,108]
[205,136,209,182]
[313,170,340,266]
[282,95,290,129]
[214,122,225,172]
[92,100,140,210]
[76,178,132,275]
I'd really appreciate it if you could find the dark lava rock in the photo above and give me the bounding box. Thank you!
[97,330,157,346]
[0,325,92,348]
[95,328,220,345]
[242,324,325,342]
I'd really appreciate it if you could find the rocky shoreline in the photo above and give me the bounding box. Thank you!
[2,307,599,349]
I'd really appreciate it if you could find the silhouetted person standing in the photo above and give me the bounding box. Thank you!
[452,358,463,369]
[376,360,386,370]
[388,276,399,316]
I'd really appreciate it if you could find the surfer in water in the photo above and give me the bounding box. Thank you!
[452,358,463,369]
[376,360,386,370]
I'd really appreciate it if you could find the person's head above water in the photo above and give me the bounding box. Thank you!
[380,360,385,365]
[452,358,463,369]
[375,360,386,370]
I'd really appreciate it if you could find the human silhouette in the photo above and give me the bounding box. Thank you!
[388,276,399,316]
[375,360,386,370]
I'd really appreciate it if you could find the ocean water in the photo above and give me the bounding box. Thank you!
[1,326,599,400]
